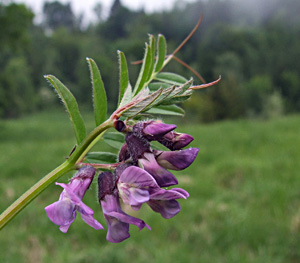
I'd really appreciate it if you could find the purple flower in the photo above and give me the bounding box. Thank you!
[158,131,194,150]
[45,166,103,233]
[148,188,189,219]
[117,166,158,206]
[101,191,151,243]
[138,120,177,140]
[138,152,178,187]
[154,148,199,171]
[117,166,189,218]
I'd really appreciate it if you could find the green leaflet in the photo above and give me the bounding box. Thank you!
[118,51,130,106]
[161,90,193,105]
[86,58,107,127]
[133,44,152,96]
[155,72,188,85]
[86,152,118,164]
[45,75,86,144]
[146,104,185,116]
[148,82,171,91]
[103,132,125,149]
[154,34,167,72]
[118,84,132,108]
[121,88,162,118]
[146,34,156,81]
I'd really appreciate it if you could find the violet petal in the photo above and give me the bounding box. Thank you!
[148,199,181,219]
[155,148,199,171]
[101,194,151,243]
[138,152,178,187]
[142,121,177,140]
[158,132,194,150]
[45,199,76,232]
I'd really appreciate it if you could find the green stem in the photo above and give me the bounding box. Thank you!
[0,160,73,230]
[0,118,114,231]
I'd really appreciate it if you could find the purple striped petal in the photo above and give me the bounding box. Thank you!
[119,166,159,188]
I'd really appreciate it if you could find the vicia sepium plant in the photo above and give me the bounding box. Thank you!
[0,18,220,242]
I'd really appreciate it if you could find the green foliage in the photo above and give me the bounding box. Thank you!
[42,1,78,32]
[117,51,130,106]
[86,58,107,126]
[45,75,86,144]
[86,152,118,164]
[244,75,273,116]
[103,132,125,149]
[0,3,34,50]
[280,71,300,112]
[0,56,36,118]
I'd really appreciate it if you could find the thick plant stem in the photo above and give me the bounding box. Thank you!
[0,118,114,231]
[0,161,73,230]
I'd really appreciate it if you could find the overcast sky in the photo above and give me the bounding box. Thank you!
[11,0,196,24]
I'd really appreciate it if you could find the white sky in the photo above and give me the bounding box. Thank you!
[10,0,196,24]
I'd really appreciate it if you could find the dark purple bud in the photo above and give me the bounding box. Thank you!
[154,148,199,171]
[118,143,130,162]
[138,152,178,187]
[114,120,126,132]
[125,132,150,163]
[98,171,116,201]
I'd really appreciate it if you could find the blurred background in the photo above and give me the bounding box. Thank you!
[1,0,300,262]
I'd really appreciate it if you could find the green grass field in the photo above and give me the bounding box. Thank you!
[1,110,300,263]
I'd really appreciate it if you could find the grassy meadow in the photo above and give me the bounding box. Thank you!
[1,110,300,263]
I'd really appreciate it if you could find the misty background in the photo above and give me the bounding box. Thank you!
[2,1,300,262]
[1,0,299,121]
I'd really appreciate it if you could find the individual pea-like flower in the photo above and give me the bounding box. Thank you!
[136,120,177,141]
[158,131,194,150]
[45,166,103,233]
[117,166,189,218]
[99,171,151,243]
[154,148,199,171]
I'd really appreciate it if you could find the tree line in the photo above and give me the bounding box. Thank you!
[0,0,299,121]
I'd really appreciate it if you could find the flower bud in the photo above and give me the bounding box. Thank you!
[98,171,116,201]
[158,131,194,150]
[125,132,150,162]
[154,148,199,171]
[141,121,176,140]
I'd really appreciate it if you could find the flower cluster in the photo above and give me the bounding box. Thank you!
[45,120,198,243]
